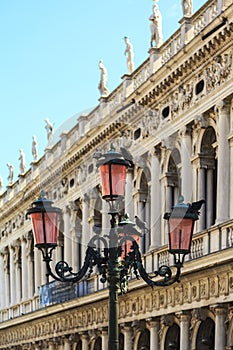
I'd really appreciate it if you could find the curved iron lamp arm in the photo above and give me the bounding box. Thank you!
[119,237,181,289]
[43,235,109,283]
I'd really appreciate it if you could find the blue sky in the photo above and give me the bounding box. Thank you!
[0,0,206,189]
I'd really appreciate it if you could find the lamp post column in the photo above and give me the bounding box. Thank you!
[108,212,120,350]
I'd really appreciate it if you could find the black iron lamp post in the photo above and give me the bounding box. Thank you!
[27,147,204,350]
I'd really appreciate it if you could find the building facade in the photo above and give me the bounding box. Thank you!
[0,0,233,348]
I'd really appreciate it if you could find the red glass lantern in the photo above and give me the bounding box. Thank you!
[118,214,141,260]
[164,196,201,263]
[27,193,61,248]
[97,146,129,201]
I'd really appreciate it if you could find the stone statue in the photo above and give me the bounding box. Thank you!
[124,37,134,74]
[32,135,38,161]
[149,1,163,48]
[45,118,54,146]
[19,149,26,175]
[98,60,110,97]
[182,0,192,17]
[7,163,14,185]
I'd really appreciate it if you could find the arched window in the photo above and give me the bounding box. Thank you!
[94,337,102,350]
[137,169,151,253]
[166,148,181,211]
[196,317,215,350]
[164,324,180,349]
[137,328,150,350]
[200,126,217,228]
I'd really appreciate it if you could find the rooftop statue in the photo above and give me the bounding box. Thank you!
[45,118,54,146]
[19,149,26,175]
[124,37,134,74]
[149,1,163,48]
[32,135,38,162]
[98,60,110,97]
[182,0,192,17]
[7,163,14,185]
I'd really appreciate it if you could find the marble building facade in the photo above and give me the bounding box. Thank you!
[0,0,233,349]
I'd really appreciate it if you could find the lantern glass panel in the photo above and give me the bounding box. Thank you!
[120,235,140,260]
[169,217,194,253]
[30,212,59,246]
[100,163,127,199]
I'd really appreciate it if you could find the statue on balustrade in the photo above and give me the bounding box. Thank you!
[182,0,192,17]
[98,60,110,97]
[7,163,14,185]
[149,1,163,48]
[19,149,26,175]
[32,135,38,162]
[124,36,135,74]
[45,118,54,146]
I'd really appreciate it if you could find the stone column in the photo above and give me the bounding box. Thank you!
[70,202,79,272]
[150,147,161,249]
[14,243,21,303]
[216,100,230,223]
[176,311,191,350]
[179,126,192,202]
[63,336,71,350]
[9,245,16,305]
[125,168,134,220]
[26,233,34,297]
[21,237,28,300]
[34,248,42,294]
[3,249,10,307]
[101,328,108,350]
[0,252,5,309]
[81,194,90,257]
[64,205,72,266]
[80,332,89,350]
[121,323,133,350]
[48,340,55,350]
[212,304,227,350]
[197,167,206,231]
[146,318,160,349]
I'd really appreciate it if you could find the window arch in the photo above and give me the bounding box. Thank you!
[196,317,215,349]
[137,168,151,253]
[137,328,150,350]
[199,126,217,228]
[164,323,180,349]
[166,148,181,209]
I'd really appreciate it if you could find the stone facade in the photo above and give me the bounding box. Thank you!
[0,0,233,349]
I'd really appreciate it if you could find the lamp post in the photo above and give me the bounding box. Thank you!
[27,146,204,350]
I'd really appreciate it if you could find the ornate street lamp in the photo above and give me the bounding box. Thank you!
[27,148,204,350]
